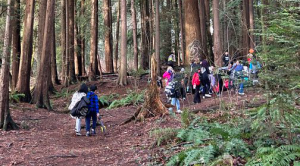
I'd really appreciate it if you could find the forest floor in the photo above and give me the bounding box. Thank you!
[0,74,262,166]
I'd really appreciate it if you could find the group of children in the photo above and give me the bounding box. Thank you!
[162,50,261,113]
[69,83,100,136]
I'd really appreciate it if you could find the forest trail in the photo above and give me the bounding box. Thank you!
[0,76,260,165]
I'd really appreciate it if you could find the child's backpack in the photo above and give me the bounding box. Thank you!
[164,81,175,97]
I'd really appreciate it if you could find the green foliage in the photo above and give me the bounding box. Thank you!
[98,93,119,107]
[223,138,250,158]
[54,88,73,98]
[247,145,300,166]
[167,145,215,166]
[9,92,25,103]
[107,90,144,109]
[150,128,179,146]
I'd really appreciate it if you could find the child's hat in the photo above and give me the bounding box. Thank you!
[90,85,97,91]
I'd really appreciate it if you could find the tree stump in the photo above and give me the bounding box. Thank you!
[123,55,168,124]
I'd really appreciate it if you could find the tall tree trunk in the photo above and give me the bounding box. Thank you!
[242,0,250,56]
[140,0,150,70]
[109,0,114,72]
[174,0,180,66]
[51,20,59,85]
[178,0,185,65]
[131,0,138,71]
[16,0,35,102]
[74,0,81,76]
[199,0,208,58]
[205,0,214,61]
[213,0,222,67]
[37,0,47,78]
[104,0,113,73]
[184,0,201,64]
[113,0,120,72]
[117,0,127,86]
[32,0,54,110]
[249,0,255,49]
[162,0,172,65]
[0,0,18,130]
[11,0,21,91]
[80,0,86,76]
[68,0,76,82]
[149,0,154,61]
[155,0,160,75]
[61,0,67,85]
[89,0,99,81]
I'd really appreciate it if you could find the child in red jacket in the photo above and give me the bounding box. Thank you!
[192,69,201,103]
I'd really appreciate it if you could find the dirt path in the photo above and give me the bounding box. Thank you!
[0,77,260,165]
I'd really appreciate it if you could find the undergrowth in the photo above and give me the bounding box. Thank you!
[107,90,145,109]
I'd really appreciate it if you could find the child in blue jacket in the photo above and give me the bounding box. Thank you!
[86,85,99,136]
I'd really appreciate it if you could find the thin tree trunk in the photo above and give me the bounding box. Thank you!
[199,0,208,58]
[61,0,67,84]
[178,0,185,65]
[213,0,222,67]
[174,0,180,66]
[16,0,35,102]
[0,0,18,130]
[131,0,138,71]
[155,0,160,75]
[184,0,201,65]
[51,20,59,85]
[205,0,214,61]
[109,0,114,72]
[32,0,54,110]
[89,0,99,81]
[113,0,120,72]
[117,0,127,86]
[80,0,85,76]
[68,0,76,82]
[11,0,21,91]
[104,0,113,73]
[74,0,80,76]
[249,0,255,49]
[140,0,150,70]
[242,0,250,56]
[64,0,70,86]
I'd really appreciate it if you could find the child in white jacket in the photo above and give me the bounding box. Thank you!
[68,83,88,136]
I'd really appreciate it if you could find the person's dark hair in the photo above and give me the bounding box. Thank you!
[78,83,88,94]
[90,85,97,92]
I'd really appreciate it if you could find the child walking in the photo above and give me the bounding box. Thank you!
[86,85,99,136]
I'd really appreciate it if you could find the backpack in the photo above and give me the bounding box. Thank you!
[165,81,175,97]
[70,96,90,117]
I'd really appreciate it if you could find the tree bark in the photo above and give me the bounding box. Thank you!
[184,0,201,65]
[131,0,138,71]
[199,0,208,58]
[68,0,76,82]
[89,0,99,81]
[32,0,54,110]
[74,0,81,76]
[242,0,250,56]
[0,0,19,130]
[104,0,113,73]
[178,0,185,65]
[16,0,35,102]
[80,0,86,76]
[213,0,222,67]
[204,0,214,61]
[155,0,160,75]
[11,0,21,91]
[140,0,150,70]
[117,0,127,86]
[249,0,255,49]
[113,0,120,72]
[51,18,59,85]
[61,0,68,85]
[37,0,47,78]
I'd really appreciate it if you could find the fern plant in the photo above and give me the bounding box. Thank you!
[150,128,179,146]
[107,91,144,109]
[9,92,25,103]
[247,145,300,166]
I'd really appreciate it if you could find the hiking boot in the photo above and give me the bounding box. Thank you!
[176,110,182,114]
[76,132,82,136]
[86,131,90,137]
